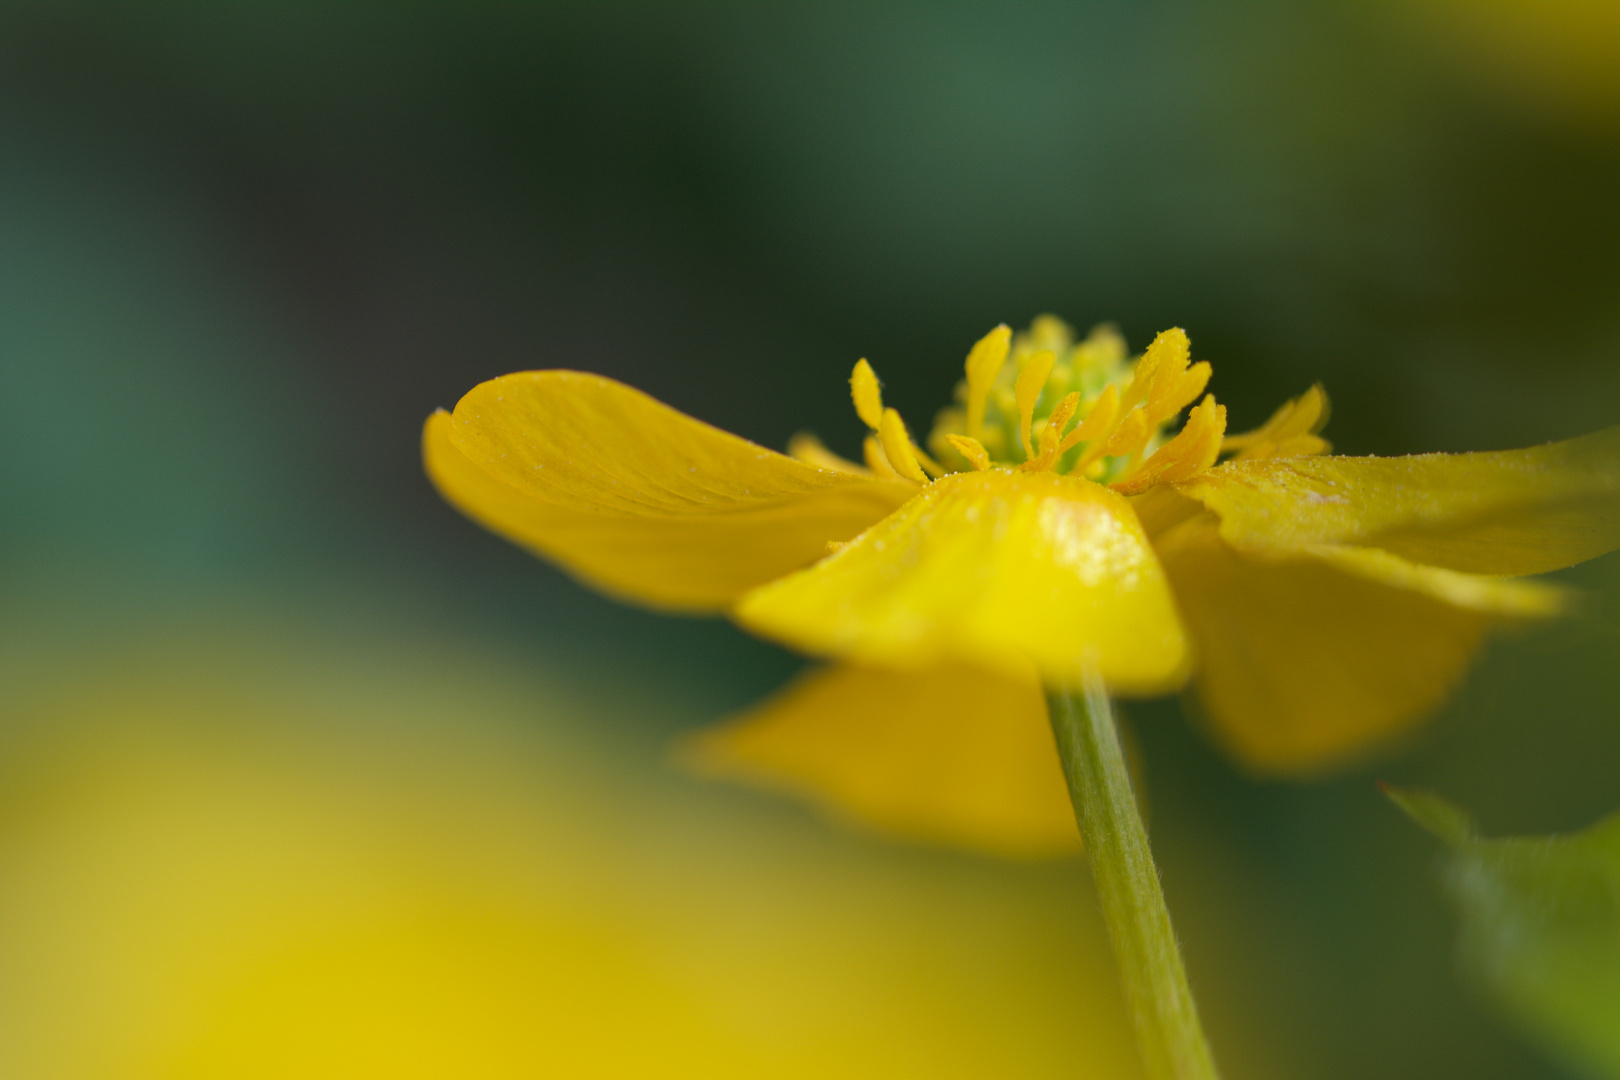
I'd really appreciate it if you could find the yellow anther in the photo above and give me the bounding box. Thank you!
[945,434,991,471]
[911,443,949,480]
[1293,383,1331,434]
[1072,323,1126,373]
[1038,392,1081,458]
[1102,407,1152,461]
[863,434,901,479]
[1111,395,1227,495]
[1147,360,1210,427]
[1224,383,1332,460]
[788,432,870,475]
[1270,433,1331,457]
[1172,395,1227,476]
[1142,339,1195,422]
[1026,314,1073,352]
[850,359,885,430]
[963,324,1011,441]
[1060,384,1120,460]
[879,407,930,484]
[1014,349,1055,460]
[1123,327,1189,411]
[1019,391,1083,472]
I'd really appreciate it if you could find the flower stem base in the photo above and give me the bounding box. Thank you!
[1047,679,1220,1080]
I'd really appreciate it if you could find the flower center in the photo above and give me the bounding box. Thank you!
[807,316,1241,496]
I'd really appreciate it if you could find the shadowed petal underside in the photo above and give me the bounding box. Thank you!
[680,663,1078,858]
[1156,514,1569,774]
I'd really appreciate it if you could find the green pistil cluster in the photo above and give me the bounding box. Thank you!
[928,316,1159,481]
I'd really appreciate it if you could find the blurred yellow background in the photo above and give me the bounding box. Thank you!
[0,599,1139,1078]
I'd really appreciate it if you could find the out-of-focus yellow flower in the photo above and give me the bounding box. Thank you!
[1391,0,1620,128]
[424,317,1620,856]
[0,611,1139,1079]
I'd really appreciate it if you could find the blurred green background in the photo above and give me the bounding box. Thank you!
[0,3,1616,1077]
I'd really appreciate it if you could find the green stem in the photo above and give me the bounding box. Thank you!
[1047,678,1220,1080]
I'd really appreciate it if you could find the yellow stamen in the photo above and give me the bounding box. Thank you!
[1073,322,1126,372]
[1102,408,1152,461]
[863,434,902,479]
[1060,384,1120,461]
[1014,349,1055,461]
[1147,360,1211,427]
[1223,383,1332,460]
[864,318,1245,493]
[964,324,1011,442]
[789,432,871,475]
[1016,392,1083,473]
[1269,433,1331,457]
[1111,395,1227,495]
[851,359,885,430]
[1141,339,1195,423]
[1038,392,1081,459]
[879,407,930,484]
[945,434,991,471]
[911,443,949,480]
[1121,328,1187,411]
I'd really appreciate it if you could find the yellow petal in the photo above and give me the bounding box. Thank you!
[1176,426,1620,574]
[678,663,1078,858]
[1155,514,1568,775]
[423,372,915,612]
[733,470,1191,695]
[1304,543,1571,617]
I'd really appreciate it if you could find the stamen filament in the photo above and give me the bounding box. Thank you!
[842,319,1250,494]
[879,407,930,484]
[1222,384,1331,460]
[911,443,950,480]
[964,324,1012,442]
[1015,350,1056,461]
[1111,395,1227,496]
[850,359,885,430]
[1102,409,1152,461]
[945,434,992,471]
[788,432,871,475]
[1017,392,1083,473]
[1039,392,1082,458]
[862,435,902,480]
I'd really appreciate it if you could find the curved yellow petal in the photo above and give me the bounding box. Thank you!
[1155,515,1568,775]
[678,664,1078,858]
[1176,426,1620,574]
[733,470,1190,694]
[424,372,915,612]
[1303,543,1572,617]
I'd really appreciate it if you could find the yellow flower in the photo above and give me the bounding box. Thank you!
[423,318,1620,857]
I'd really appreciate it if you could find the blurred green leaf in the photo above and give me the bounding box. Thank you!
[1386,785,1620,1079]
